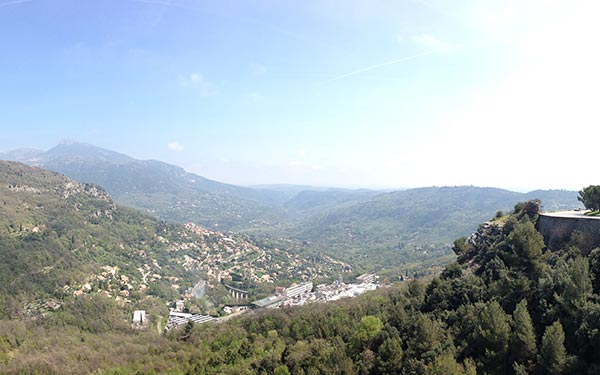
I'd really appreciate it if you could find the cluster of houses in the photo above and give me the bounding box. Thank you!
[134,273,379,331]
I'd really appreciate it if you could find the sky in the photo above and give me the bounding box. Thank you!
[1,0,599,191]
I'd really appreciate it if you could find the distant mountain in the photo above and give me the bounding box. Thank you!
[4,142,291,230]
[278,186,582,272]
[0,147,43,162]
[283,188,381,213]
[0,142,582,275]
[524,189,581,211]
[249,184,377,199]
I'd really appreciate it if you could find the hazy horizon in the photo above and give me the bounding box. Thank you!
[1,1,598,191]
[0,140,582,194]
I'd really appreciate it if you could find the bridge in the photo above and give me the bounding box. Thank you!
[224,284,249,301]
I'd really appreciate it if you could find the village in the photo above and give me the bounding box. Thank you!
[45,222,347,316]
[141,273,382,331]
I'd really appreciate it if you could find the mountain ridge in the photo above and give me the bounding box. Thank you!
[0,142,582,275]
[2,142,292,229]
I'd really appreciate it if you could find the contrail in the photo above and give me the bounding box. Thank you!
[129,0,176,7]
[128,0,191,10]
[0,0,32,8]
[323,50,439,83]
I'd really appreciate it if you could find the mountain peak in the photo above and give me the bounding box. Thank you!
[44,141,134,164]
[58,139,84,146]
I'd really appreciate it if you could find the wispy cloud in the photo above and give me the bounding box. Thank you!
[128,0,176,7]
[325,33,456,84]
[0,0,33,9]
[179,72,203,87]
[410,33,454,52]
[178,72,217,96]
[167,141,184,152]
[324,50,439,83]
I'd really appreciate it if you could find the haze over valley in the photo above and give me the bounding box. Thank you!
[0,141,582,278]
[1,1,599,374]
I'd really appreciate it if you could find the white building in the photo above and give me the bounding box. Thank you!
[165,311,215,330]
[356,273,376,284]
[132,310,146,324]
[285,282,313,299]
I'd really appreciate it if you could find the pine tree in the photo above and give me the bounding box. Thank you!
[477,301,511,373]
[510,299,537,370]
[588,248,600,294]
[540,321,567,375]
[376,336,403,374]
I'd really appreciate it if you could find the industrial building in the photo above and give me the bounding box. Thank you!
[356,273,376,284]
[284,282,313,298]
[251,295,284,309]
[166,311,215,330]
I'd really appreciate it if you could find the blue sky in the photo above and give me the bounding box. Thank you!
[1,0,599,190]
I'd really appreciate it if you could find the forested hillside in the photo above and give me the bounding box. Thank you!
[2,199,599,374]
[0,161,338,320]
[1,143,582,276]
[268,187,581,275]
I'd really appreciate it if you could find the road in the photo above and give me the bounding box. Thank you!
[215,309,251,323]
[540,210,600,220]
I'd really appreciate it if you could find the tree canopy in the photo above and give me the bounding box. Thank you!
[5,200,600,374]
[578,185,600,211]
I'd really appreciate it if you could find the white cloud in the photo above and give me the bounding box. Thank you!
[0,0,32,9]
[178,72,217,96]
[189,73,203,83]
[410,33,454,52]
[179,73,202,87]
[167,141,184,152]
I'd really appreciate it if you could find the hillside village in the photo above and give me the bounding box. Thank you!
[0,162,349,319]
[162,272,381,331]
[59,221,347,317]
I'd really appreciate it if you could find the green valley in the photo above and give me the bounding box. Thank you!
[0,161,340,320]
[2,193,599,374]
[0,143,582,277]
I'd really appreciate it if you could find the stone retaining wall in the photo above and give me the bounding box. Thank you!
[537,213,600,254]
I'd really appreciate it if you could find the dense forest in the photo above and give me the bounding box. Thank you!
[2,199,599,374]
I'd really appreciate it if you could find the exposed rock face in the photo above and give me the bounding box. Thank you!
[457,220,506,274]
[62,181,112,202]
[468,221,504,250]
